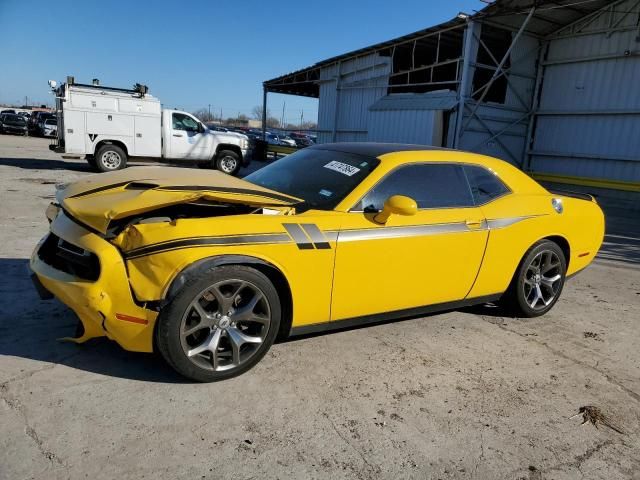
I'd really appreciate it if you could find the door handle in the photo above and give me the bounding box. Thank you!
[465,219,484,229]
[173,134,183,137]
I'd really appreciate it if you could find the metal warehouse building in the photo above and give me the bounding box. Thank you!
[264,0,640,207]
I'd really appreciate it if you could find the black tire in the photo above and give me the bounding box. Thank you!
[215,149,241,176]
[156,265,281,382]
[502,240,567,318]
[86,155,98,171]
[95,144,127,172]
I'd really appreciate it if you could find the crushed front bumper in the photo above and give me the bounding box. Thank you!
[30,210,158,352]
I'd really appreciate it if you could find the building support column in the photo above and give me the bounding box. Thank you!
[332,61,342,142]
[261,87,267,141]
[523,41,547,171]
[453,20,480,149]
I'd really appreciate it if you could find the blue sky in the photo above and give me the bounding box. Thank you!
[0,0,484,123]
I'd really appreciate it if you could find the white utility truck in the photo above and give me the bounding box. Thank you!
[48,77,250,175]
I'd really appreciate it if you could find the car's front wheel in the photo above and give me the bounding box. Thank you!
[156,265,281,382]
[503,240,567,317]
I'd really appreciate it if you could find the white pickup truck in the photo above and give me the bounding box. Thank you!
[48,78,250,175]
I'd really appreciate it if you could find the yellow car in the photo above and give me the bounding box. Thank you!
[31,144,604,381]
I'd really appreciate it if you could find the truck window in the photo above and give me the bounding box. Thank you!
[172,113,199,132]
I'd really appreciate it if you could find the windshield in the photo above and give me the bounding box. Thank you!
[245,148,380,210]
[45,119,57,125]
[3,114,24,124]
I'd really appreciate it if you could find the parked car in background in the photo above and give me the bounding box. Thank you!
[207,124,229,132]
[42,118,58,137]
[1,109,16,115]
[293,136,314,148]
[0,113,28,135]
[28,111,55,135]
[266,133,280,145]
[279,135,297,147]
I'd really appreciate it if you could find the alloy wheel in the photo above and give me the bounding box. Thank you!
[179,279,271,372]
[523,250,563,310]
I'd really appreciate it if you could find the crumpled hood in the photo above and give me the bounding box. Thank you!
[58,166,301,234]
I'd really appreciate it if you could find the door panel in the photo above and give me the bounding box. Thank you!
[168,113,207,159]
[331,208,488,320]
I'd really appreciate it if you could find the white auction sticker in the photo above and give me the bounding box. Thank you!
[323,161,360,177]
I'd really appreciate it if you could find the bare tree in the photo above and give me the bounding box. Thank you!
[266,116,280,128]
[251,105,270,120]
[192,108,215,122]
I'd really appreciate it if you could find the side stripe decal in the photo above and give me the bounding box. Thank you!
[282,223,314,250]
[123,215,543,259]
[124,233,292,259]
[300,223,331,249]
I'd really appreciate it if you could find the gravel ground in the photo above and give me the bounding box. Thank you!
[1,136,639,480]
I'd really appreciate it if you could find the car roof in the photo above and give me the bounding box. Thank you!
[310,142,450,158]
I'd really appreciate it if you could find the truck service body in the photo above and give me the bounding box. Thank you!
[49,79,249,175]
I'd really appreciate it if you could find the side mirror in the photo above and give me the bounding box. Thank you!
[374,195,418,224]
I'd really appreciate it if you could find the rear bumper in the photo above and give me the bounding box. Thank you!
[2,126,27,134]
[30,211,158,352]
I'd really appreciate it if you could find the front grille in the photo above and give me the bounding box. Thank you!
[38,233,100,281]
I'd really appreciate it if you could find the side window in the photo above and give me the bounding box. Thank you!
[357,164,474,211]
[463,165,509,205]
[172,113,198,132]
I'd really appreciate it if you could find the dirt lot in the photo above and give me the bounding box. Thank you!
[1,135,639,480]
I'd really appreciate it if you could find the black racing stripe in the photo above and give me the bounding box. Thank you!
[282,223,314,250]
[300,223,332,250]
[125,231,287,255]
[124,233,292,259]
[67,180,134,198]
[155,185,300,204]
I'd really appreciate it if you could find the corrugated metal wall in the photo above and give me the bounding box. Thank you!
[368,109,443,145]
[317,53,390,143]
[457,31,539,166]
[529,0,640,184]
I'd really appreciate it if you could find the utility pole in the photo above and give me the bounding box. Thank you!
[281,101,285,129]
[208,104,211,120]
[300,109,304,128]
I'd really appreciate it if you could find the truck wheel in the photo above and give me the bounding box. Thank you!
[95,144,127,172]
[215,150,241,176]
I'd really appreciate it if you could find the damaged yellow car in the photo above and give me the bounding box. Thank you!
[31,143,604,381]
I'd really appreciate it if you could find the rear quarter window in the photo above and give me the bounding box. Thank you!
[463,165,510,205]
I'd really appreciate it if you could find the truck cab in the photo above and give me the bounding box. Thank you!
[161,109,249,174]
[49,78,250,175]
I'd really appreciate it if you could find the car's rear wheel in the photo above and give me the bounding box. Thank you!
[95,144,127,172]
[503,240,566,317]
[156,265,280,382]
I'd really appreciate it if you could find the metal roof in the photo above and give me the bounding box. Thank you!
[369,91,459,112]
[264,0,615,97]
